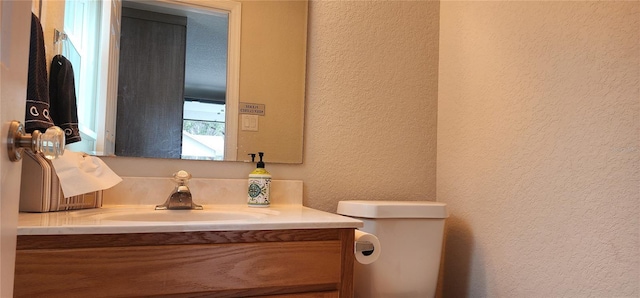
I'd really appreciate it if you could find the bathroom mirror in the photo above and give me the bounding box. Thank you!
[39,0,307,164]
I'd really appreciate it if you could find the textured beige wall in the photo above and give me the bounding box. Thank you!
[34,0,65,71]
[301,0,440,211]
[437,1,639,296]
[103,0,440,213]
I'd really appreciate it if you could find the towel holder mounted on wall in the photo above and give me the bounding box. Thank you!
[53,29,68,56]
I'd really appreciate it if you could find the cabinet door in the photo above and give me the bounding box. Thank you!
[115,8,186,158]
[15,241,342,297]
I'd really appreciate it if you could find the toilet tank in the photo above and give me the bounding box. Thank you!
[337,200,448,298]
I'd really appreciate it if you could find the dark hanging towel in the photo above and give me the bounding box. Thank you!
[49,55,81,144]
[25,13,54,133]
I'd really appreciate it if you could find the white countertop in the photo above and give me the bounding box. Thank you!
[18,205,363,235]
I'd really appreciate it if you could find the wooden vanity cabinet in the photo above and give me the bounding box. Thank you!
[14,228,355,298]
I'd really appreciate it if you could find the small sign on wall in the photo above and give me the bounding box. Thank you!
[239,102,265,116]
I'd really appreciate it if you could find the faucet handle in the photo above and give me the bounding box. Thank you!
[173,170,192,184]
[156,170,202,210]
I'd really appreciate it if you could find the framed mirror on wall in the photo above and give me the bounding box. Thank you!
[38,0,307,164]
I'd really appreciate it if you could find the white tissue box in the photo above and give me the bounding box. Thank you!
[19,151,102,212]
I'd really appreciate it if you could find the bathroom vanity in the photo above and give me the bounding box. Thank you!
[14,205,362,297]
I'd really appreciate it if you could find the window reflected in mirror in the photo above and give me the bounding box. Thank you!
[182,102,225,160]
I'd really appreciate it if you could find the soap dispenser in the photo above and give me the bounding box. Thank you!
[248,152,271,207]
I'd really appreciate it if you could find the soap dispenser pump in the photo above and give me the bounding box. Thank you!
[248,152,271,207]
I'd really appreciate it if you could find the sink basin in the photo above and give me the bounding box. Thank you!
[97,210,266,222]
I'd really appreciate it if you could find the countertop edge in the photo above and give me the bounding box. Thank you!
[17,205,364,235]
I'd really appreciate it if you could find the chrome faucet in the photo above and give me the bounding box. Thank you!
[155,170,203,210]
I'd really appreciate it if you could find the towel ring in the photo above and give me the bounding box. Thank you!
[7,120,65,161]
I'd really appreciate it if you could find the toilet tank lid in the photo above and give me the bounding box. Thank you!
[337,200,448,219]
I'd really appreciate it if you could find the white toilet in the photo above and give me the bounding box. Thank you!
[337,200,448,298]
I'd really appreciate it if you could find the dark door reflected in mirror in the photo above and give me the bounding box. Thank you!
[116,6,227,160]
